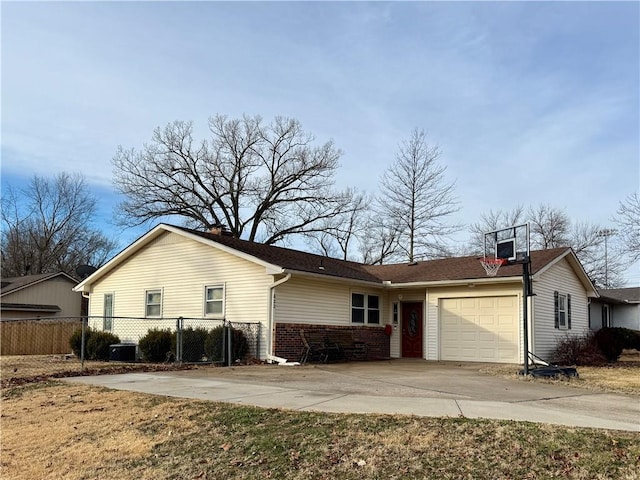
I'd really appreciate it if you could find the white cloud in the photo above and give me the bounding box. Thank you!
[2,1,638,280]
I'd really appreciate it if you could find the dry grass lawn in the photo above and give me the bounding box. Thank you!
[2,381,639,480]
[482,350,640,395]
[2,353,639,479]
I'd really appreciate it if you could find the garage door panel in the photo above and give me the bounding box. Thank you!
[478,315,496,326]
[478,331,495,342]
[478,297,496,308]
[440,295,518,363]
[498,297,516,308]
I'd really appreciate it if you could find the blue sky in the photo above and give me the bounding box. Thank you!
[2,1,639,281]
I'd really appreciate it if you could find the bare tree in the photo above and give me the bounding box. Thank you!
[1,173,118,277]
[113,115,352,245]
[614,192,640,263]
[377,129,460,262]
[304,188,371,261]
[468,203,624,287]
[467,206,526,255]
[359,217,403,265]
[528,204,570,249]
[571,222,624,288]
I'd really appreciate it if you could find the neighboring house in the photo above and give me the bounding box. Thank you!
[73,224,598,364]
[589,287,640,331]
[1,272,83,320]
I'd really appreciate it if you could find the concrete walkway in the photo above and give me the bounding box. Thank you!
[64,360,640,432]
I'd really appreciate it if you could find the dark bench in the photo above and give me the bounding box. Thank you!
[326,330,367,361]
[300,329,339,363]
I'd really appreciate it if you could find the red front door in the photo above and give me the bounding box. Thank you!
[401,302,423,358]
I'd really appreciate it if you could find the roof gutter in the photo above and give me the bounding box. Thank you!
[386,276,523,289]
[280,268,385,287]
[266,273,291,359]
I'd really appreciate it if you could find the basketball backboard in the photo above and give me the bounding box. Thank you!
[483,223,530,264]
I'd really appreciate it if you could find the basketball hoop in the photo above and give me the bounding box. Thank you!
[480,257,506,277]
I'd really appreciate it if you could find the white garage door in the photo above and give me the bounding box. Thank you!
[440,296,519,363]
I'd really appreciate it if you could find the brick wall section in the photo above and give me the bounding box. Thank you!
[274,323,390,362]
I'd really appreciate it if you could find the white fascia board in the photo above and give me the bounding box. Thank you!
[282,269,384,288]
[386,276,523,289]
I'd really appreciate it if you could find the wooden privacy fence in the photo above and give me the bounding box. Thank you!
[0,318,81,355]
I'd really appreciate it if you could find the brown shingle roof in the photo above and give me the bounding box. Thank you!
[174,226,381,283]
[173,225,571,284]
[598,287,640,303]
[1,272,77,296]
[364,248,571,283]
[0,303,62,313]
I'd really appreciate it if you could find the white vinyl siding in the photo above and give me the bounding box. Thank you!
[274,277,386,327]
[611,304,640,330]
[532,258,590,360]
[87,231,272,356]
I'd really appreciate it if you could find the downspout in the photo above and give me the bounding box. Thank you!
[81,292,90,370]
[267,273,291,359]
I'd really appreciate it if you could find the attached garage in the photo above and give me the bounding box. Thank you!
[439,295,519,363]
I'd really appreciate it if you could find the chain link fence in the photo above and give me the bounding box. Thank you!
[1,315,261,381]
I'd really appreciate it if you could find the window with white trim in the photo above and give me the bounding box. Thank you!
[205,285,225,317]
[368,294,380,324]
[103,293,114,331]
[351,293,380,325]
[558,294,567,328]
[145,289,162,318]
[554,291,571,330]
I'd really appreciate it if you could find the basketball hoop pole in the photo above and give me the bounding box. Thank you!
[522,258,531,376]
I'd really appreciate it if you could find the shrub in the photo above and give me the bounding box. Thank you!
[139,328,175,362]
[615,328,640,350]
[70,327,84,357]
[593,327,640,362]
[205,326,249,363]
[87,330,121,361]
[69,326,121,361]
[180,326,209,362]
[551,332,606,366]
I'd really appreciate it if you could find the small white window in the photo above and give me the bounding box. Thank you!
[351,292,380,325]
[352,293,365,323]
[103,293,114,331]
[145,289,162,318]
[558,293,567,329]
[368,295,380,324]
[205,285,225,317]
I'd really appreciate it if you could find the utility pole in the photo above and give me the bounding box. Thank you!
[598,229,616,288]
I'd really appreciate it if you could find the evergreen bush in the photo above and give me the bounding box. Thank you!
[139,328,175,362]
[69,326,120,361]
[181,326,209,362]
[205,326,249,363]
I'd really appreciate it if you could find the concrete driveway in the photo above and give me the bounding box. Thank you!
[65,360,640,431]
